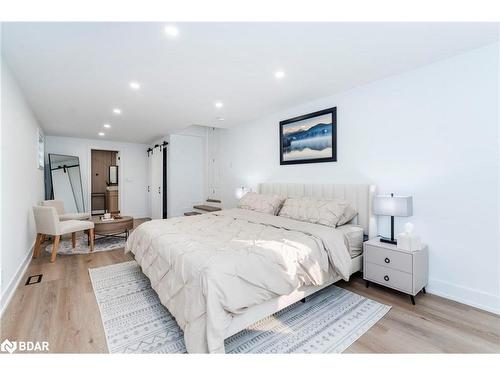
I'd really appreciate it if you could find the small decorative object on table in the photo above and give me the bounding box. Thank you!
[101,212,114,222]
[363,237,428,305]
[396,222,422,251]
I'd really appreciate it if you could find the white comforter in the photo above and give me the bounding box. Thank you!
[125,208,352,353]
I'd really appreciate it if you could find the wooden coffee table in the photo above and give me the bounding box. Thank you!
[89,216,134,242]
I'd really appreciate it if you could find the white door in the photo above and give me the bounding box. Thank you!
[149,148,163,219]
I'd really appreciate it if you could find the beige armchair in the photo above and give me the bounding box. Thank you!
[41,200,91,221]
[32,206,95,263]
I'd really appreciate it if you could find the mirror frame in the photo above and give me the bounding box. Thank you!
[48,153,86,212]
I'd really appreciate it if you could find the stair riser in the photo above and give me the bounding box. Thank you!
[193,204,222,212]
[185,200,223,216]
[206,198,222,204]
[199,201,222,209]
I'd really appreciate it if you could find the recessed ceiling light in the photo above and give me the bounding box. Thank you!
[217,117,225,121]
[214,101,223,109]
[98,132,105,136]
[112,108,122,115]
[103,124,111,129]
[164,25,179,37]
[129,82,140,90]
[274,70,285,79]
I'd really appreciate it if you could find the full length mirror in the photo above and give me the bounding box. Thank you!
[48,153,85,213]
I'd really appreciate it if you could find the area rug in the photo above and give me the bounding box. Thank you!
[89,260,390,354]
[44,234,126,255]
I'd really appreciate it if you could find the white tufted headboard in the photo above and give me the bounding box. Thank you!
[258,183,377,238]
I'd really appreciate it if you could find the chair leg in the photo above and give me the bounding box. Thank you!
[71,232,76,249]
[33,233,43,258]
[50,235,61,263]
[89,228,94,252]
[38,234,45,257]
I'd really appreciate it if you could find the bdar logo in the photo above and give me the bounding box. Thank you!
[1,339,17,354]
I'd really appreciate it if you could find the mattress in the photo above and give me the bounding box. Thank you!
[336,224,364,258]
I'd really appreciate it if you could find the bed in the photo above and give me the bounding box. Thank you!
[125,183,377,353]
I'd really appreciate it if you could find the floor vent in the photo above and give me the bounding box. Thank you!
[25,274,43,285]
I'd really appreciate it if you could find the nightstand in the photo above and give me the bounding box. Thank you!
[363,237,428,305]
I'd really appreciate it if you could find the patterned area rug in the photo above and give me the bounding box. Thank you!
[89,261,390,354]
[45,234,125,255]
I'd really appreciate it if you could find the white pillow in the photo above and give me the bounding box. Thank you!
[237,192,285,215]
[278,197,357,227]
[336,225,364,257]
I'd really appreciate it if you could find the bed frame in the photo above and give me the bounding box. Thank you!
[224,182,377,339]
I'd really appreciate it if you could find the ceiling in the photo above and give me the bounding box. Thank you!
[2,22,498,144]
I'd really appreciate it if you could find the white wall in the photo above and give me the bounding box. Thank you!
[163,125,209,217]
[169,134,206,217]
[218,44,500,314]
[149,127,220,219]
[1,58,45,312]
[45,136,149,218]
[207,127,222,200]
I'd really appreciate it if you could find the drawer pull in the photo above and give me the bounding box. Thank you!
[384,275,390,281]
[384,257,390,264]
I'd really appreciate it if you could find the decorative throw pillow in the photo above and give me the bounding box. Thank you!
[278,197,357,227]
[237,192,285,215]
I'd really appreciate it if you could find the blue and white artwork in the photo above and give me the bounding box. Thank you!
[280,108,336,165]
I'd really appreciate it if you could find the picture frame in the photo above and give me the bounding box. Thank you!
[279,107,337,165]
[37,128,45,170]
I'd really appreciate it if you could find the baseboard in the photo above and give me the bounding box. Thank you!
[0,241,34,317]
[427,277,500,315]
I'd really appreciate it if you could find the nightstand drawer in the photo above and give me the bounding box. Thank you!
[364,245,412,273]
[365,263,412,293]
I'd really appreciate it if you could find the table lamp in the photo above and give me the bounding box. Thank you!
[373,193,413,245]
[235,186,249,199]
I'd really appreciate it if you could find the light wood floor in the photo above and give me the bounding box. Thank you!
[1,220,499,353]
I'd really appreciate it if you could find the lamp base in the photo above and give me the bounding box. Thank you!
[380,236,397,245]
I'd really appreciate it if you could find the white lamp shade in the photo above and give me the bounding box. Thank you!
[373,195,413,217]
[235,186,249,200]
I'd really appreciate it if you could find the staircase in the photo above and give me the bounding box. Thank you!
[184,199,222,216]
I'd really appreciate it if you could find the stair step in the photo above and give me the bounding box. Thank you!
[184,211,202,216]
[206,198,222,203]
[193,205,222,212]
